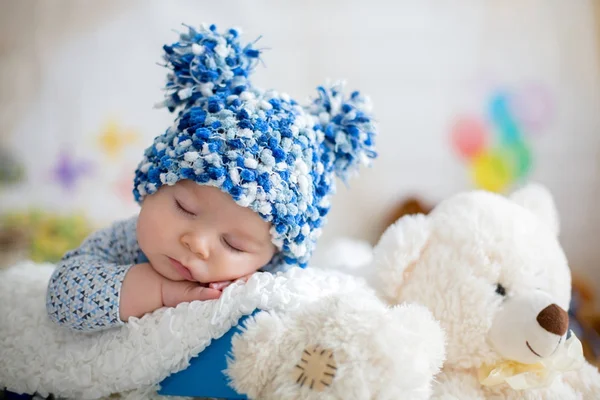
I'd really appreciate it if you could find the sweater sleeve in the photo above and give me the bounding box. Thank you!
[46,216,143,332]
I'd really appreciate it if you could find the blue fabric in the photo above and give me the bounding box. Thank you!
[158,312,258,399]
[2,390,34,399]
[137,251,149,263]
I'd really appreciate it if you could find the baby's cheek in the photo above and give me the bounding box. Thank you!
[248,252,273,274]
[136,226,151,254]
[259,246,277,266]
[215,254,256,281]
[137,213,160,253]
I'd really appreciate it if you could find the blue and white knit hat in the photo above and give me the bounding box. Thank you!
[134,24,377,271]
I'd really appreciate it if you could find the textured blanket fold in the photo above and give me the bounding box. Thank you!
[0,261,363,399]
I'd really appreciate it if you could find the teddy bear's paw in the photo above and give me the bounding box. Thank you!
[291,345,337,392]
[226,288,445,400]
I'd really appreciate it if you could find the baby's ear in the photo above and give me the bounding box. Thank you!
[509,183,560,236]
[372,214,431,303]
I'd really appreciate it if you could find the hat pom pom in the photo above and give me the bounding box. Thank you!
[310,82,378,180]
[159,24,261,113]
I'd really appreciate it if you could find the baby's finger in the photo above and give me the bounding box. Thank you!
[188,286,222,301]
[209,281,232,290]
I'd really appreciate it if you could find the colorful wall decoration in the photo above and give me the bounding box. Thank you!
[50,149,94,192]
[450,83,553,193]
[97,119,141,159]
[1,115,143,263]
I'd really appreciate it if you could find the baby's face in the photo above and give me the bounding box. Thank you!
[137,180,276,284]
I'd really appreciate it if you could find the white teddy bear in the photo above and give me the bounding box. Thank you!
[371,184,600,399]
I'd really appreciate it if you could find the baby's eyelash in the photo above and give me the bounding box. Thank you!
[223,237,243,253]
[174,199,195,216]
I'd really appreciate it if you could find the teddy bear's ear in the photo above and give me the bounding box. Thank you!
[372,214,431,302]
[509,183,560,236]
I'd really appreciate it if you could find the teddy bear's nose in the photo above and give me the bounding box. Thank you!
[536,304,569,336]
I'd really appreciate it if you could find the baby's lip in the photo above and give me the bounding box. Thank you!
[168,256,194,281]
[168,257,211,286]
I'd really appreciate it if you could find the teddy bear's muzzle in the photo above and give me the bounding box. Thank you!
[488,289,569,365]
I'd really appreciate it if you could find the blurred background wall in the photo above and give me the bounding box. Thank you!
[0,1,599,289]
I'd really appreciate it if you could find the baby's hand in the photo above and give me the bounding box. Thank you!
[209,273,254,291]
[121,263,223,321]
[161,278,222,308]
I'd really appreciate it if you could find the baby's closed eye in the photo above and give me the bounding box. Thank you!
[222,236,245,253]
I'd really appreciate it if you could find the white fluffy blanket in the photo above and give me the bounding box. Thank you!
[0,261,364,399]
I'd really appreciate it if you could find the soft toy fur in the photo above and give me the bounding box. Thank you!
[371,184,600,399]
[0,261,444,400]
[228,287,444,399]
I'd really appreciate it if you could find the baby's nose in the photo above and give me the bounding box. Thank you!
[181,234,210,259]
[536,304,568,336]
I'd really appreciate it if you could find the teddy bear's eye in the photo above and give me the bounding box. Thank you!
[495,283,507,297]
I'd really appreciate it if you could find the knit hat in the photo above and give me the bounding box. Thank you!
[133,24,377,271]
